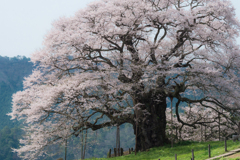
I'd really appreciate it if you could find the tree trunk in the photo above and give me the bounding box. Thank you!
[132,91,170,152]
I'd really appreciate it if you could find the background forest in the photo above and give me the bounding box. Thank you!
[0,56,135,159]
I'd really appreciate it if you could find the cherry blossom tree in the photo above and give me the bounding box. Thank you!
[8,0,240,159]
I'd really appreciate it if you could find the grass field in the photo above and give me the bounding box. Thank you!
[82,140,240,160]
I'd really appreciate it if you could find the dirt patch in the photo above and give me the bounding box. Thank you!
[225,152,240,159]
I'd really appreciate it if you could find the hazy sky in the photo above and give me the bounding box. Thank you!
[1,0,240,58]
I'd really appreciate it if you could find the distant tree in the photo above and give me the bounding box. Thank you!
[8,0,240,159]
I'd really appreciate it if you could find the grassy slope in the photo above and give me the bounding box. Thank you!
[82,140,240,160]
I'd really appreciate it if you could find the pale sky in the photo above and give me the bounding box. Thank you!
[0,0,240,58]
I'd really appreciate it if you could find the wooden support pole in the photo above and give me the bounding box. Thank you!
[121,148,123,156]
[238,122,240,135]
[175,153,177,160]
[176,128,178,142]
[192,149,194,160]
[116,125,120,156]
[117,125,120,154]
[108,149,111,158]
[135,104,138,155]
[170,97,173,148]
[225,137,227,152]
[114,148,116,157]
[204,123,206,142]
[208,144,211,158]
[65,138,67,160]
[219,112,221,141]
[81,130,83,159]
[83,129,87,159]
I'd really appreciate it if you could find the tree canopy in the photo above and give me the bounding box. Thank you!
[8,0,240,159]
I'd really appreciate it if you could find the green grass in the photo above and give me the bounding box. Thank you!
[82,140,240,160]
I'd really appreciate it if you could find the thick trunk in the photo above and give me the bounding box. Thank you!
[133,91,170,152]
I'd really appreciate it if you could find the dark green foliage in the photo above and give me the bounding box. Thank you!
[0,126,23,160]
[0,55,33,129]
[0,56,32,159]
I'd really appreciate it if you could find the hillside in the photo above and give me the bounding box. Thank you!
[0,56,33,129]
